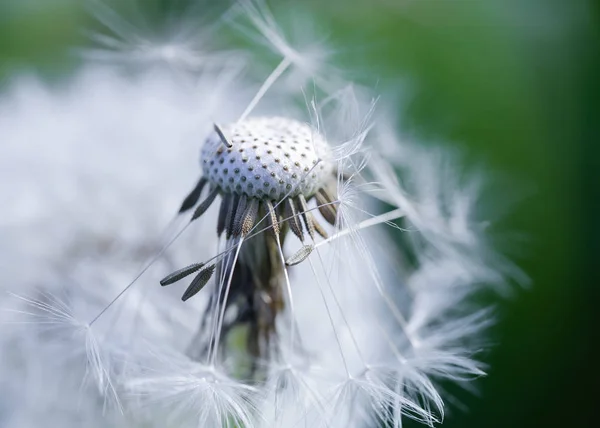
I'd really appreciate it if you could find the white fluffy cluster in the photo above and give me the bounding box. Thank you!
[0,1,523,428]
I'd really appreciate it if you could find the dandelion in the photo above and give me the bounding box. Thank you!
[0,1,524,427]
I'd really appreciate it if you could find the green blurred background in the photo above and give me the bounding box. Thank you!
[1,0,596,427]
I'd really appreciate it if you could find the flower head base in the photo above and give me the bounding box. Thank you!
[161,117,340,369]
[202,117,333,201]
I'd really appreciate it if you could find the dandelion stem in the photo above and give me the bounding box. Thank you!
[312,244,367,366]
[205,236,226,362]
[210,238,244,366]
[314,208,404,250]
[274,235,298,351]
[88,221,191,326]
[350,231,418,347]
[238,57,292,122]
[307,258,350,377]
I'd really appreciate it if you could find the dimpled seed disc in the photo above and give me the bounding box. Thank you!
[201,117,333,201]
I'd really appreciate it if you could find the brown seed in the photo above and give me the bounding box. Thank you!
[240,198,259,236]
[263,200,280,237]
[286,245,314,266]
[316,191,337,225]
[297,194,327,239]
[285,198,304,241]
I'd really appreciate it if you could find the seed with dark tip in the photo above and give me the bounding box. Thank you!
[178,177,207,214]
[160,262,205,286]
[286,245,314,266]
[191,187,219,221]
[285,198,304,241]
[181,264,216,301]
[264,200,280,237]
[238,198,259,236]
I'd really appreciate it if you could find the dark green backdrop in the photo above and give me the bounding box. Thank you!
[1,1,595,427]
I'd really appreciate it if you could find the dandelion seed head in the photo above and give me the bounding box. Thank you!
[0,0,524,426]
[201,117,333,200]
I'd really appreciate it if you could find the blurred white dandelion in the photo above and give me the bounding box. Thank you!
[0,1,524,427]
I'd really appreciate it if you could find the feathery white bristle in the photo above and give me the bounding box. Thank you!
[83,0,239,73]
